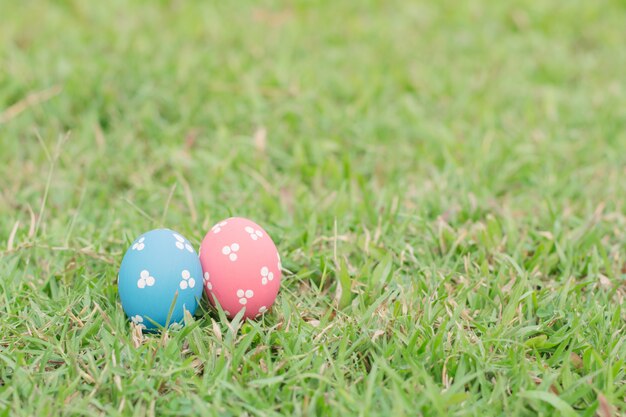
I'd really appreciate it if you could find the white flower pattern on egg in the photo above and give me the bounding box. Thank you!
[260,266,274,285]
[131,315,146,329]
[132,236,146,251]
[256,306,267,317]
[179,269,196,289]
[236,289,254,305]
[244,226,263,241]
[222,243,240,261]
[204,271,212,290]
[212,221,228,234]
[137,270,155,289]
[173,233,194,253]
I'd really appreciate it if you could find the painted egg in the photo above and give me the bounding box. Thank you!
[118,228,203,330]
[199,217,282,319]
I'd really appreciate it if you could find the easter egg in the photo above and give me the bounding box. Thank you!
[118,229,203,330]
[199,217,282,319]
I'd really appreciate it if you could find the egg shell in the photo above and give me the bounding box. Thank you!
[200,217,281,319]
[118,228,203,330]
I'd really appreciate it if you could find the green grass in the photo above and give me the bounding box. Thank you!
[1,0,626,415]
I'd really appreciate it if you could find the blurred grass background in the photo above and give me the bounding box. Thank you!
[1,1,626,415]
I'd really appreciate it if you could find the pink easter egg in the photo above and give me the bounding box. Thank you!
[199,217,282,319]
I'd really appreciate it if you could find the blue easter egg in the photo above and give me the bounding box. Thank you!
[118,228,203,330]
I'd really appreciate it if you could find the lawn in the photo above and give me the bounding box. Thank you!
[1,0,626,415]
